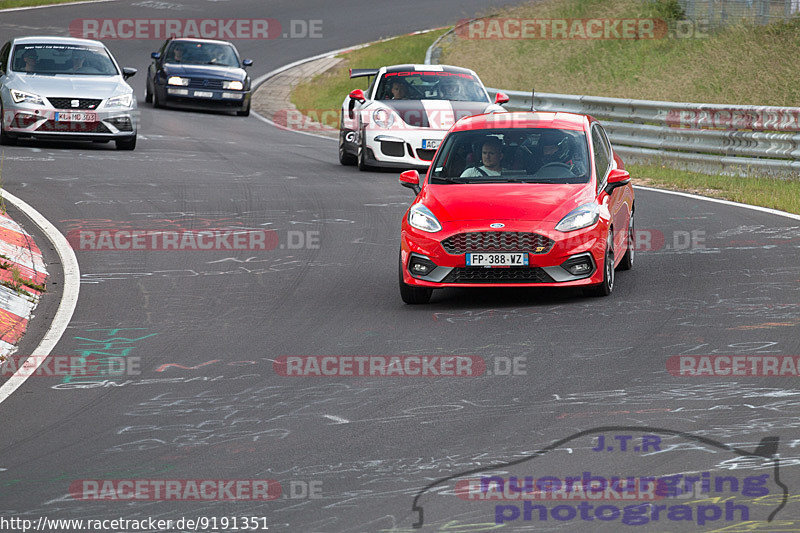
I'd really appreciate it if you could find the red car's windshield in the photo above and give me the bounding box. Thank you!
[429,128,591,184]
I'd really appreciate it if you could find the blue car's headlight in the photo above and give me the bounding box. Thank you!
[105,93,133,108]
[222,80,244,91]
[167,76,189,86]
[408,203,442,233]
[555,202,600,232]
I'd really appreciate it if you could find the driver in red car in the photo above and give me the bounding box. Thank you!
[460,137,504,177]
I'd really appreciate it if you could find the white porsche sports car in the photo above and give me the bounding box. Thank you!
[339,64,508,171]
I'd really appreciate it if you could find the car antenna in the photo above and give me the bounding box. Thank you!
[530,87,535,111]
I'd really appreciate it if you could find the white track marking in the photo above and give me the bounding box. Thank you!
[0,191,80,406]
[0,0,115,13]
[634,185,800,222]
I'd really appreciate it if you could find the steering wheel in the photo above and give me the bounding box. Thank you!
[538,162,572,171]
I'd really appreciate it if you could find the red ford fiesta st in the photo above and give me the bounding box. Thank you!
[398,111,634,304]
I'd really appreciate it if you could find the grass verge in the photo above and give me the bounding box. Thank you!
[291,29,448,129]
[0,0,86,8]
[289,10,800,215]
[630,165,800,214]
[440,0,800,106]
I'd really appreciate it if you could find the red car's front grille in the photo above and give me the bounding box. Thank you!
[441,232,554,254]
[442,267,554,283]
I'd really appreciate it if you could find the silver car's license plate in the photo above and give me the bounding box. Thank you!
[55,112,96,122]
[466,253,528,267]
[422,139,440,150]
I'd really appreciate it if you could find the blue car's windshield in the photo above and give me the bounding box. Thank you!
[11,43,118,76]
[164,42,240,67]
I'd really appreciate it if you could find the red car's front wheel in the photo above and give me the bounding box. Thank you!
[584,232,614,297]
[398,252,432,304]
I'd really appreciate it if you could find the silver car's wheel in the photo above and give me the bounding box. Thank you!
[0,104,17,146]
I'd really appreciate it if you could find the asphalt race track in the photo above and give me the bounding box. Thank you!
[1,1,800,532]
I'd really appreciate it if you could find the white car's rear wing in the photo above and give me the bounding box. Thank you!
[349,68,379,78]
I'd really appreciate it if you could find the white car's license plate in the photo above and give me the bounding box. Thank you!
[466,253,529,267]
[55,112,96,122]
[422,139,440,150]
[194,91,213,98]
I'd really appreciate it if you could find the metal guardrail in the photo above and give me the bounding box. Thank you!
[427,22,800,176]
[486,89,800,175]
[679,0,800,27]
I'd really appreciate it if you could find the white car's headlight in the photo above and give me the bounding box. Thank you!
[555,202,600,232]
[222,80,244,90]
[408,203,442,233]
[105,93,133,108]
[372,108,395,129]
[167,76,189,86]
[10,89,44,105]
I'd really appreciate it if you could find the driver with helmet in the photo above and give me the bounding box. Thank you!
[438,78,463,100]
[534,130,585,175]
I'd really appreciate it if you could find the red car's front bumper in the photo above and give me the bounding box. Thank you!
[400,220,608,288]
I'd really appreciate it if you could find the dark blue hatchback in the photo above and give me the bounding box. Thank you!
[145,38,253,116]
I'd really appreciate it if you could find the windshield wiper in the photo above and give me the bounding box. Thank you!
[432,177,470,184]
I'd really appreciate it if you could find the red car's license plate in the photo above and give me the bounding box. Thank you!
[466,253,529,267]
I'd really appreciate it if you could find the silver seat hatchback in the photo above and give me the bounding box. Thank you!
[0,36,137,150]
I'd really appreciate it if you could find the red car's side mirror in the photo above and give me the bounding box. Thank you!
[605,168,631,194]
[494,91,510,105]
[349,89,366,102]
[399,169,421,195]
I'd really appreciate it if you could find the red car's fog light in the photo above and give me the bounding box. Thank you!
[409,255,437,277]
[561,254,595,277]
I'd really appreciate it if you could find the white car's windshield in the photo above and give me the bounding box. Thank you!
[164,42,240,67]
[430,128,591,184]
[376,72,488,102]
[12,43,118,75]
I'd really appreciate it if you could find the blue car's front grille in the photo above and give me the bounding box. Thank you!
[187,79,224,89]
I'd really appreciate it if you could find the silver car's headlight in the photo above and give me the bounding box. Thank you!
[555,202,600,232]
[167,76,189,86]
[372,108,396,129]
[408,203,442,233]
[222,80,244,90]
[105,94,133,108]
[10,89,44,105]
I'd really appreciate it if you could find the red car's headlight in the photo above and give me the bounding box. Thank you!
[408,204,442,233]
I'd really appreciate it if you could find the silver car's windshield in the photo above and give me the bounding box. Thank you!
[164,42,240,67]
[11,43,118,76]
